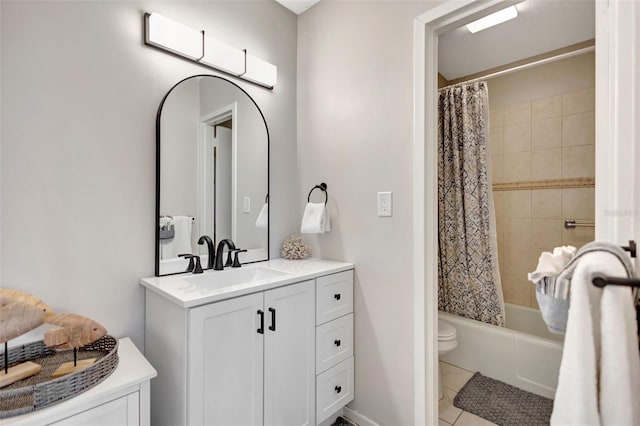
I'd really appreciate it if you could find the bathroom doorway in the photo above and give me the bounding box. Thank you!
[198,103,238,254]
[412,1,640,425]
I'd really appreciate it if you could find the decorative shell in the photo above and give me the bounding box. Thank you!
[280,234,311,260]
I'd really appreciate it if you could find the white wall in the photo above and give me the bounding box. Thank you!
[297,2,440,425]
[0,0,298,349]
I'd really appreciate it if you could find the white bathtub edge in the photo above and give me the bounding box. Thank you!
[439,311,562,399]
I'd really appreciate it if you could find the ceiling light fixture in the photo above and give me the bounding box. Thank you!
[466,6,518,34]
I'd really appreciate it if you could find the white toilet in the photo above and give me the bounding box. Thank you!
[438,320,458,399]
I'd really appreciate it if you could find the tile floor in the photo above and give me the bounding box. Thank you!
[438,362,498,426]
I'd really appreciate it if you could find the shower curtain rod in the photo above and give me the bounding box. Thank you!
[439,45,595,90]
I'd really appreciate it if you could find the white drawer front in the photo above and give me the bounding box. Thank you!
[316,270,353,325]
[316,357,354,425]
[316,314,353,374]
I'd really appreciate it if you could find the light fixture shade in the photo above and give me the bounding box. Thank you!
[200,36,245,75]
[145,12,203,60]
[243,53,278,88]
[466,6,518,33]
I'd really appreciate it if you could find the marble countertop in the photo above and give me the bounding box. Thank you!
[140,258,354,308]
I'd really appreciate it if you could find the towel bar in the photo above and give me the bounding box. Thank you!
[307,183,328,205]
[592,275,640,288]
[564,219,595,229]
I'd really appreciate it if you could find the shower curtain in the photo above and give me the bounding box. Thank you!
[437,81,505,326]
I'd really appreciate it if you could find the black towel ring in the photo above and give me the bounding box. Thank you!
[307,183,328,205]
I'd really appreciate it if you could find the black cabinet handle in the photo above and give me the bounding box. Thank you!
[257,310,264,334]
[335,385,342,394]
[334,293,341,301]
[268,307,276,331]
[334,339,341,347]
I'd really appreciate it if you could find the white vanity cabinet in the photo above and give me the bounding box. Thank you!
[142,259,354,426]
[188,280,315,426]
[314,271,355,425]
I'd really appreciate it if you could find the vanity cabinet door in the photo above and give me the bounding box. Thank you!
[263,280,315,426]
[189,292,264,426]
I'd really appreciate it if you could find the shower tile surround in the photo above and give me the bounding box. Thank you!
[490,88,595,308]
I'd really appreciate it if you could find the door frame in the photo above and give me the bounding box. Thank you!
[198,102,238,245]
[412,1,639,424]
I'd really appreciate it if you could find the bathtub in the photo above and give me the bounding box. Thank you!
[439,303,563,398]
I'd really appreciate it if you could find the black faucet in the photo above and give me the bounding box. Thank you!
[232,249,248,268]
[179,254,203,274]
[214,239,236,270]
[197,235,215,269]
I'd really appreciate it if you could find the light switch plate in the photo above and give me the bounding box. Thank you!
[378,192,392,217]
[243,196,251,213]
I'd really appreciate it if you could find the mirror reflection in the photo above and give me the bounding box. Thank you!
[156,75,269,276]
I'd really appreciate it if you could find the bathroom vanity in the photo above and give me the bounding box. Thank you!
[140,258,354,426]
[5,338,156,426]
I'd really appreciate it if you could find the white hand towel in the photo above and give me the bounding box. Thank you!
[599,278,640,424]
[300,202,330,234]
[528,245,576,282]
[160,215,193,259]
[255,203,268,229]
[550,251,640,425]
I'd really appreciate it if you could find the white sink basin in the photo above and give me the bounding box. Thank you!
[184,266,289,289]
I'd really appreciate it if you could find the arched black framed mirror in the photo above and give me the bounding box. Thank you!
[155,75,269,276]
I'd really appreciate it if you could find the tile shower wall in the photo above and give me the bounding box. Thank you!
[490,87,595,308]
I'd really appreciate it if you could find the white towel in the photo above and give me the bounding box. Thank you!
[528,245,576,283]
[255,203,268,229]
[300,202,331,234]
[551,251,640,425]
[160,215,193,259]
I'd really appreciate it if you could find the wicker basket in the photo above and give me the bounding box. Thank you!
[0,335,119,418]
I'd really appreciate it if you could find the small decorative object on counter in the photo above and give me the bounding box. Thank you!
[43,313,108,378]
[0,289,55,344]
[281,234,311,260]
[0,287,118,418]
[1,336,118,418]
[0,289,56,387]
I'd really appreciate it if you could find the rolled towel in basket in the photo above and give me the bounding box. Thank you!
[528,245,576,282]
[160,215,193,259]
[528,246,576,334]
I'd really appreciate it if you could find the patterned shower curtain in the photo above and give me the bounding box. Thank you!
[437,81,505,326]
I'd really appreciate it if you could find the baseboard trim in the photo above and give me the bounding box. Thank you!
[343,406,381,426]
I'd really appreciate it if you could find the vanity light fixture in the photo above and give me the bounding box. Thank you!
[144,12,203,60]
[242,52,278,88]
[144,12,277,89]
[466,6,518,33]
[200,35,245,76]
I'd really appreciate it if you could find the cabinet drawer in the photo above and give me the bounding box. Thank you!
[316,270,353,325]
[316,357,354,425]
[52,392,139,426]
[316,314,353,374]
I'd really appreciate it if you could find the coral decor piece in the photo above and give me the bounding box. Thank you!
[280,234,311,260]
